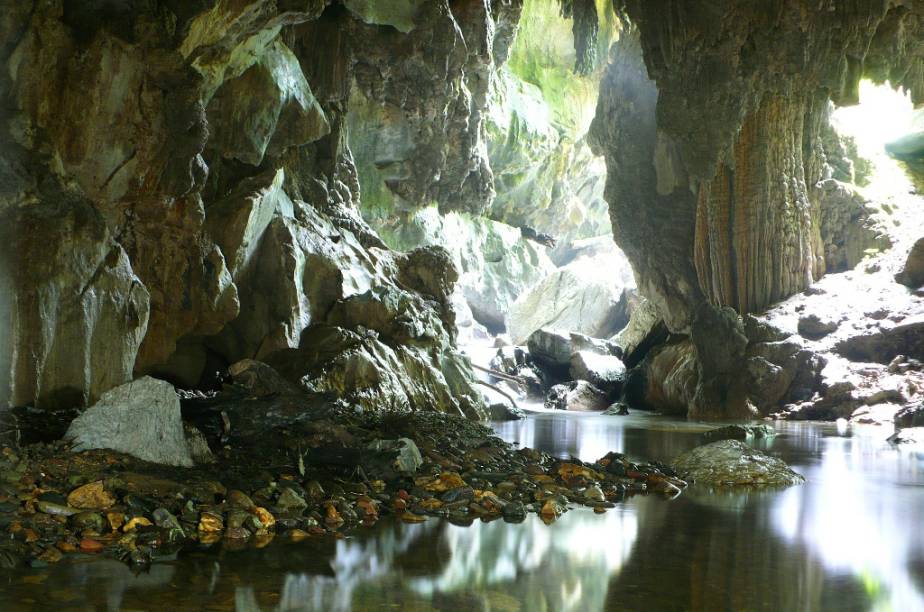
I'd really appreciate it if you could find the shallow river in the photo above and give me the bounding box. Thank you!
[2,413,923,611]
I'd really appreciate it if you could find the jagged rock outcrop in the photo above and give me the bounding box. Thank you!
[1,0,520,421]
[380,207,555,331]
[817,179,891,273]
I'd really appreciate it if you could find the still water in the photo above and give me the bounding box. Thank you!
[2,412,923,611]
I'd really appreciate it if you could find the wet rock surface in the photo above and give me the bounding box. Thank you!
[672,440,804,488]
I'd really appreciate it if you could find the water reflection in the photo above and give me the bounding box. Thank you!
[2,415,923,611]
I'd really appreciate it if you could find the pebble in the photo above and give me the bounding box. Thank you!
[198,511,224,533]
[67,481,115,510]
[78,538,104,553]
[122,516,152,532]
[71,511,105,533]
[36,501,78,517]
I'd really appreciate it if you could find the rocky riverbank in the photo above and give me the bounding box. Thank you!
[0,388,693,570]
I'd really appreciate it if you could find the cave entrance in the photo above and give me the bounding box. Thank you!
[827,80,924,273]
[831,80,919,196]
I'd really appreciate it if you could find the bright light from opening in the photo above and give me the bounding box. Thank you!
[831,80,915,158]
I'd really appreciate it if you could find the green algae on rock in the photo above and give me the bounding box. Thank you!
[672,440,804,488]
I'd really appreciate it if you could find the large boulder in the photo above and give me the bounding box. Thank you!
[672,440,804,487]
[624,339,698,415]
[569,351,626,395]
[545,381,609,412]
[834,316,924,363]
[64,377,194,467]
[895,237,924,289]
[526,328,573,371]
[894,401,924,428]
[506,261,630,344]
[613,298,667,367]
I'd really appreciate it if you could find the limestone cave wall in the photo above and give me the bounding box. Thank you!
[592,0,924,331]
[590,0,924,417]
[0,0,527,416]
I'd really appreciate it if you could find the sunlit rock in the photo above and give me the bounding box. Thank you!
[569,351,626,395]
[545,381,608,412]
[506,259,630,345]
[895,237,924,288]
[526,328,573,371]
[816,179,890,272]
[380,208,554,331]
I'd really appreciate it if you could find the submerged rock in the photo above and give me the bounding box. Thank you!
[672,440,804,487]
[487,402,527,421]
[64,377,194,467]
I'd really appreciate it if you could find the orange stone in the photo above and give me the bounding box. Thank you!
[67,481,115,510]
[79,538,104,553]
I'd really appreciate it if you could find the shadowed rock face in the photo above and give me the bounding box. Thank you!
[0,0,522,417]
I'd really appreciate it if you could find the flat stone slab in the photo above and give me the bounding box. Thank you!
[65,377,194,467]
[672,440,804,487]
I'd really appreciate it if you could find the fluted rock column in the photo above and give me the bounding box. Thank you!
[693,95,825,315]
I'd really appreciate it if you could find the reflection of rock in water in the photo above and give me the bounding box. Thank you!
[404,509,638,612]
[605,477,889,610]
[238,509,639,612]
[67,557,177,611]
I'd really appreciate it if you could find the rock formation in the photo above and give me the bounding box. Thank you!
[0,0,532,419]
[589,2,924,418]
[3,0,923,426]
